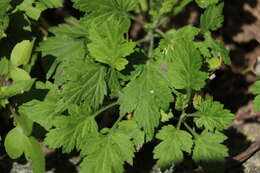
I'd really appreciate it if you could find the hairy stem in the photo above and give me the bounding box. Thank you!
[91,102,118,118]
[177,111,186,129]
[184,122,198,137]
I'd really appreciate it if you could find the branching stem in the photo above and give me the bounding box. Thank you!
[184,122,198,137]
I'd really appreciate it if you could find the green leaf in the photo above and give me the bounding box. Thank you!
[0,57,9,75]
[194,97,234,131]
[160,109,174,123]
[25,137,45,173]
[0,0,9,39]
[15,0,62,20]
[252,81,260,111]
[117,120,145,147]
[0,0,10,15]
[38,35,86,60]
[80,130,135,173]
[19,83,61,130]
[0,15,9,39]
[119,65,172,140]
[10,68,31,81]
[206,33,230,65]
[72,0,137,23]
[16,114,33,136]
[153,125,193,168]
[4,127,27,159]
[196,33,231,65]
[174,91,189,111]
[88,19,136,71]
[0,79,35,99]
[44,105,98,153]
[207,56,222,70]
[253,95,260,112]
[19,100,58,130]
[10,39,35,67]
[159,25,200,49]
[58,59,107,111]
[106,68,121,97]
[192,131,228,171]
[195,0,219,8]
[161,39,208,91]
[200,3,224,32]
[252,80,260,94]
[4,127,45,173]
[49,17,89,38]
[37,18,88,74]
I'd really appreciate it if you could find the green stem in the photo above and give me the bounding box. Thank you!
[177,111,186,129]
[186,87,192,102]
[111,115,125,130]
[128,14,146,25]
[139,0,148,12]
[155,29,167,39]
[91,102,118,118]
[186,113,201,118]
[148,31,154,58]
[184,122,198,137]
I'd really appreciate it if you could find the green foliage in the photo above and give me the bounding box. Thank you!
[80,125,137,173]
[14,0,62,20]
[37,18,88,61]
[165,39,208,90]
[193,97,234,131]
[153,125,193,168]
[11,39,35,67]
[252,81,260,111]
[192,131,228,161]
[44,105,98,153]
[119,65,172,140]
[196,32,231,65]
[60,59,108,110]
[5,119,45,173]
[195,0,219,8]
[72,0,137,24]
[88,19,136,71]
[1,1,238,173]
[200,3,224,32]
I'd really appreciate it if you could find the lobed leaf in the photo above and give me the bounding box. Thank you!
[88,19,136,71]
[44,105,98,153]
[194,97,234,131]
[200,3,224,32]
[153,125,193,168]
[80,130,136,173]
[58,59,107,111]
[119,64,172,140]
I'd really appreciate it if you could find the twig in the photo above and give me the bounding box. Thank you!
[233,140,260,163]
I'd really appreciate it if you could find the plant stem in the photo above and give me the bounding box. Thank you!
[186,87,192,102]
[139,0,148,12]
[148,30,154,57]
[186,113,201,118]
[111,115,125,130]
[91,102,118,118]
[184,122,198,137]
[128,14,146,25]
[155,29,167,38]
[177,111,186,129]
